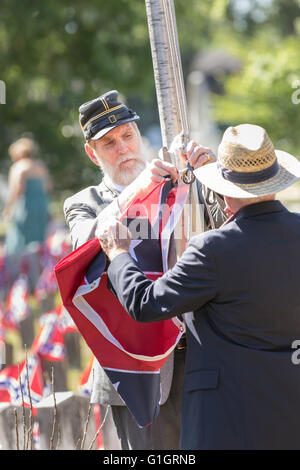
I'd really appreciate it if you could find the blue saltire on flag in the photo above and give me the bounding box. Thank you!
[55,180,188,427]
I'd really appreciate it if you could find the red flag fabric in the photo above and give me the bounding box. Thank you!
[34,229,71,302]
[93,404,104,450]
[46,228,71,260]
[34,261,58,302]
[55,180,188,427]
[4,274,30,330]
[31,310,66,362]
[56,302,78,334]
[0,354,44,411]
[78,356,94,397]
[0,302,5,343]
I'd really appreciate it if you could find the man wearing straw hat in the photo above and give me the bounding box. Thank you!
[98,123,300,449]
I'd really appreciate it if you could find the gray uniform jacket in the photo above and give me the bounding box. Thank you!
[64,177,226,405]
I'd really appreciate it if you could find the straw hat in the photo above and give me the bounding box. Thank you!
[194,124,300,198]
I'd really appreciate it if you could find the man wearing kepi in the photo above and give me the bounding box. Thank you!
[64,90,225,450]
[98,124,300,450]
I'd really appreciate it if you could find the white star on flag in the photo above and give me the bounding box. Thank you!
[129,240,143,262]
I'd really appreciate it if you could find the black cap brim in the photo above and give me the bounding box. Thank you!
[90,115,140,141]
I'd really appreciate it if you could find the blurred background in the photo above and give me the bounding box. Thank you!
[0,0,300,398]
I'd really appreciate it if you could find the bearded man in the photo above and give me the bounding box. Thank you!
[63,90,225,450]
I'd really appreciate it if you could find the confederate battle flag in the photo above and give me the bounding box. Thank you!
[4,274,30,330]
[31,309,66,362]
[0,354,44,409]
[55,180,188,427]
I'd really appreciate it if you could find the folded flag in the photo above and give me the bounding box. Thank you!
[55,180,188,427]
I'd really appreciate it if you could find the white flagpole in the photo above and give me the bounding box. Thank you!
[145,0,182,156]
[145,0,204,256]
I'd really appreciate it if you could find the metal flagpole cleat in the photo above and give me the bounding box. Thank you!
[180,162,196,184]
[178,133,196,185]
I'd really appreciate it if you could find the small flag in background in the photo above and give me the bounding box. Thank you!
[55,180,187,427]
[46,229,71,260]
[0,303,5,366]
[56,303,78,334]
[4,274,30,330]
[34,261,57,302]
[93,404,104,450]
[31,310,66,362]
[34,228,71,302]
[0,354,45,411]
[78,356,94,397]
[0,302,5,343]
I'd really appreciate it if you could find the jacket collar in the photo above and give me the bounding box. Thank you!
[235,200,288,221]
[99,176,125,198]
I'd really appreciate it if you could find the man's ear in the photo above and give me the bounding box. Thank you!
[84,142,100,166]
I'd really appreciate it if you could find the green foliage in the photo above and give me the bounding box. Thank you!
[0,0,300,200]
[212,24,300,155]
[0,0,155,193]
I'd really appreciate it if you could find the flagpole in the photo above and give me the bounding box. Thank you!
[145,0,203,257]
[145,0,182,159]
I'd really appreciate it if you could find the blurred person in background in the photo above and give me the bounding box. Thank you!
[2,137,51,255]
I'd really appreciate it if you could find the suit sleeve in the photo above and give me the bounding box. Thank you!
[107,235,217,322]
[64,198,120,249]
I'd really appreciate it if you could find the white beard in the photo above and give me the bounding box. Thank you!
[99,154,146,187]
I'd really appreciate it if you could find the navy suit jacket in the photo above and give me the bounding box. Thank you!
[108,200,300,449]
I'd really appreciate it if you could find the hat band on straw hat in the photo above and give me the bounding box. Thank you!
[217,159,280,184]
[194,124,300,198]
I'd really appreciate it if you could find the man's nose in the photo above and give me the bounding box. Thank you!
[117,140,129,154]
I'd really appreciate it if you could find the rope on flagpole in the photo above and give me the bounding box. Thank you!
[145,0,214,249]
